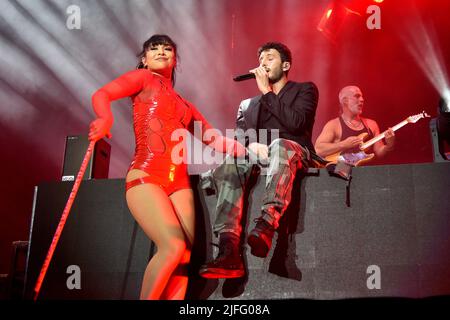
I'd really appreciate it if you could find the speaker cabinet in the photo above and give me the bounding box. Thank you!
[61,135,111,181]
[24,179,152,300]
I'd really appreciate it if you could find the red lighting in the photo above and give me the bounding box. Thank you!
[374,0,384,3]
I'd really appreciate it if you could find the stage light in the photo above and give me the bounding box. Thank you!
[317,2,349,43]
[317,1,361,43]
[326,8,333,19]
[399,4,450,161]
[374,0,384,3]
[438,96,450,138]
[440,90,450,113]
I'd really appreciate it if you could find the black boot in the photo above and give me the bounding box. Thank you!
[247,218,275,258]
[199,232,244,279]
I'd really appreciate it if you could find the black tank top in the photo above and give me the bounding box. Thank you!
[339,116,374,153]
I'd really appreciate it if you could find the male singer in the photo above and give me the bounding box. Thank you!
[199,42,320,278]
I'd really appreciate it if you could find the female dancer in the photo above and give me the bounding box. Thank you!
[88,34,244,299]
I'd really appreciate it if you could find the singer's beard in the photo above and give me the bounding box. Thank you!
[268,68,284,84]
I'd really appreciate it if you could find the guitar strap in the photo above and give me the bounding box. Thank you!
[345,175,352,207]
[326,161,353,207]
[360,117,374,139]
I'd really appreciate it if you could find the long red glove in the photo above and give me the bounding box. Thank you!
[88,69,153,141]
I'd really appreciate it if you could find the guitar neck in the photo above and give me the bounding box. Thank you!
[360,119,408,150]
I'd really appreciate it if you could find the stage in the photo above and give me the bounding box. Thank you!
[24,162,450,299]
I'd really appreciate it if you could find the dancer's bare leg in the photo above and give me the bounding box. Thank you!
[160,189,195,299]
[126,170,186,300]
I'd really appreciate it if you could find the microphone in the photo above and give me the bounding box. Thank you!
[233,73,255,82]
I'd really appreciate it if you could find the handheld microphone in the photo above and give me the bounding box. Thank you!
[233,73,255,82]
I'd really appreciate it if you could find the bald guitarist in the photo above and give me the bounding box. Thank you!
[315,85,395,162]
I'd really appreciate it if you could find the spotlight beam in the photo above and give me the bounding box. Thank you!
[399,4,449,101]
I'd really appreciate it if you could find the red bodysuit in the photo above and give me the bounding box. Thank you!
[92,69,214,195]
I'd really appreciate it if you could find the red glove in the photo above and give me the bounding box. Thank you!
[88,118,112,142]
[88,70,151,142]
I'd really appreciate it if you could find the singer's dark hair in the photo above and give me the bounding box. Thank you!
[257,42,292,64]
[136,34,179,85]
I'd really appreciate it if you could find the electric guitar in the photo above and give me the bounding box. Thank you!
[325,111,430,167]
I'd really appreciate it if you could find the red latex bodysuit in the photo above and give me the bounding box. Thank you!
[92,69,213,195]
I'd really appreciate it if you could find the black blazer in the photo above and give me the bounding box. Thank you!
[235,81,319,152]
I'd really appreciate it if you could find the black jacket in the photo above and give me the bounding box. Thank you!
[235,81,319,152]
